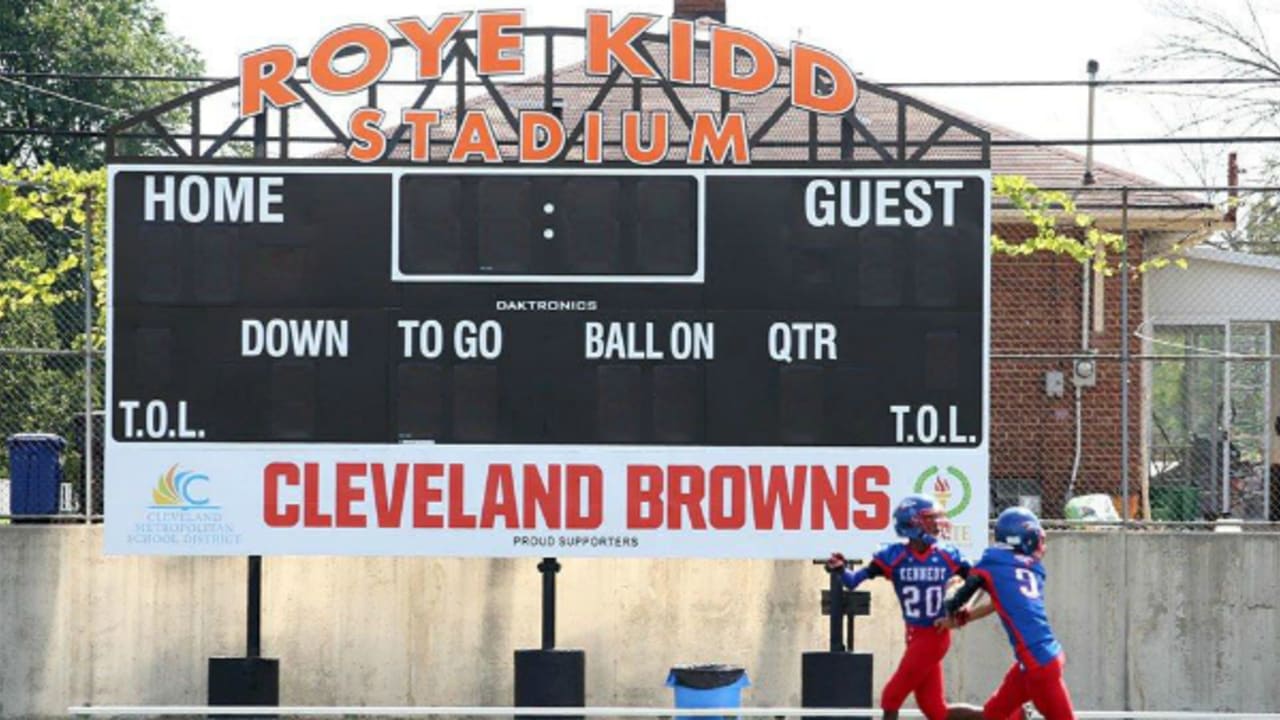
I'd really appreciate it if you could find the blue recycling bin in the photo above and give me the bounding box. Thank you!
[666,664,749,718]
[6,433,66,516]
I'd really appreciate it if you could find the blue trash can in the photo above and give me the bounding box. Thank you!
[6,433,66,516]
[666,664,749,719]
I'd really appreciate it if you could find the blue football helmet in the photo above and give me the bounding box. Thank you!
[995,506,1045,558]
[893,494,943,544]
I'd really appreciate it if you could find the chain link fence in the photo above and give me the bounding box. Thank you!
[991,187,1280,526]
[1,179,1278,526]
[0,206,102,522]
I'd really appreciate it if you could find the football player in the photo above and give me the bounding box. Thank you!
[827,494,971,720]
[938,506,1076,720]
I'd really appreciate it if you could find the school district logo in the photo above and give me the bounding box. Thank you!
[914,466,972,518]
[150,464,218,510]
[129,465,240,548]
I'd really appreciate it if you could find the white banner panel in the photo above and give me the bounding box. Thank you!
[104,443,986,557]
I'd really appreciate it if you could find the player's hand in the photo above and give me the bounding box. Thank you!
[935,608,970,631]
[826,552,846,572]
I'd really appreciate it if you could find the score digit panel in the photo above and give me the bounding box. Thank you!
[105,165,990,558]
[394,171,704,282]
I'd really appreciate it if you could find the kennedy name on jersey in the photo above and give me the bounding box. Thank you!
[898,565,950,582]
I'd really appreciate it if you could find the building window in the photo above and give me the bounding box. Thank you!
[1149,323,1272,520]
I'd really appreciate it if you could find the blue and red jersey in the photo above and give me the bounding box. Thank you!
[971,546,1063,668]
[866,542,970,628]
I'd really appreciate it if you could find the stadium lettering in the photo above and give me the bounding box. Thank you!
[143,174,284,223]
[804,179,964,229]
[352,108,750,165]
[625,464,891,531]
[241,319,349,358]
[237,11,859,163]
[260,461,892,532]
[584,321,716,360]
[262,462,604,530]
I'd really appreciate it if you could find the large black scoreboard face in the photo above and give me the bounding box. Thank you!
[109,167,988,449]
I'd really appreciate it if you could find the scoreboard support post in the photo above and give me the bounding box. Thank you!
[247,555,262,656]
[802,566,873,718]
[539,557,560,649]
[514,558,585,719]
[206,121,282,718]
[207,502,280,714]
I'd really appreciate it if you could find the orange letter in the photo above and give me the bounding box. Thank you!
[412,463,445,529]
[477,10,524,75]
[450,111,501,163]
[335,462,368,529]
[520,111,565,163]
[791,42,858,115]
[689,111,749,164]
[565,465,604,530]
[585,11,659,78]
[626,465,665,530]
[391,13,469,80]
[710,26,777,96]
[347,108,386,162]
[239,46,301,118]
[622,111,669,165]
[669,18,695,84]
[263,462,300,527]
[852,465,891,530]
[309,25,391,95]
[401,109,440,162]
[583,111,604,164]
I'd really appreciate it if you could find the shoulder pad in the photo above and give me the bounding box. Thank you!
[940,543,969,565]
[874,542,907,564]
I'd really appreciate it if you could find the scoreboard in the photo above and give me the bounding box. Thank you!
[105,165,990,558]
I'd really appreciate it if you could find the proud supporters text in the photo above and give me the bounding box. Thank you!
[262,462,891,531]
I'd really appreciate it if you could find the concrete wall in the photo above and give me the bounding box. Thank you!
[1,529,1277,717]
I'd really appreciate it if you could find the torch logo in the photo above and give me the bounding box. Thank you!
[914,466,971,518]
[933,474,953,511]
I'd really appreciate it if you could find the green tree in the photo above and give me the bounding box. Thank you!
[991,175,1188,274]
[0,0,203,169]
[0,164,105,491]
[0,164,105,341]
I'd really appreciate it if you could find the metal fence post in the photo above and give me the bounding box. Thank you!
[83,192,95,523]
[1119,187,1131,713]
[1121,188,1131,524]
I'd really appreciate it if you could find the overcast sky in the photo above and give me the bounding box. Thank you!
[152,0,1278,187]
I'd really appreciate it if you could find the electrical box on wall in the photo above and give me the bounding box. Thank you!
[1045,371,1065,398]
[1073,355,1098,388]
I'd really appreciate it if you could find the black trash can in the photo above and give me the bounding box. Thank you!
[666,664,749,719]
[6,433,66,521]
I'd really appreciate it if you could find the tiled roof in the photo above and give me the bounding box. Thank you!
[332,38,1217,225]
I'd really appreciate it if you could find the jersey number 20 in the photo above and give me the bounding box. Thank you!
[903,586,944,618]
